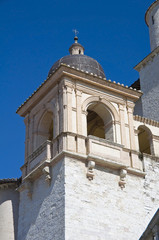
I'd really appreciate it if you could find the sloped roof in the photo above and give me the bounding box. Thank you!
[0,178,21,185]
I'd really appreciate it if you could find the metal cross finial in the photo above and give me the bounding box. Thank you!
[73,29,79,37]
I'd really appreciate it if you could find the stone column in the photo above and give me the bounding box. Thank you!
[53,95,59,138]
[76,89,82,135]
[134,129,140,152]
[82,110,88,136]
[59,85,66,133]
[66,85,72,132]
[127,104,136,150]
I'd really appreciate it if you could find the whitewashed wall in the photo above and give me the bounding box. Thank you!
[65,156,159,240]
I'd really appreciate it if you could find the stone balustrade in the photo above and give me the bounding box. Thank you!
[24,140,52,175]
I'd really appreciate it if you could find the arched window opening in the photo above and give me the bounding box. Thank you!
[138,126,153,155]
[37,112,53,147]
[87,110,105,139]
[87,103,114,142]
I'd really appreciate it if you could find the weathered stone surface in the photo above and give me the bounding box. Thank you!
[17,159,65,240]
[65,156,159,240]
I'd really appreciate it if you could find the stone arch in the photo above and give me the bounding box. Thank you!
[82,96,119,142]
[82,96,119,122]
[138,125,154,155]
[35,101,56,131]
[36,110,54,147]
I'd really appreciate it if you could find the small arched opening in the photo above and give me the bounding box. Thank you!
[87,102,114,141]
[87,110,105,138]
[138,126,153,155]
[37,111,53,147]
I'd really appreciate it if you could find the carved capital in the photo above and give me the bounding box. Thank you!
[24,114,30,126]
[75,89,82,97]
[82,110,88,116]
[119,104,125,111]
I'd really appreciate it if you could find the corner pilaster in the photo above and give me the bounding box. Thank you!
[119,104,126,147]
[127,102,136,150]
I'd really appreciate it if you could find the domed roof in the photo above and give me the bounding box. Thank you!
[48,37,106,78]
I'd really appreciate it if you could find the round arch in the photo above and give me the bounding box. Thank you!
[138,125,154,155]
[36,110,54,147]
[82,96,119,142]
[82,96,119,122]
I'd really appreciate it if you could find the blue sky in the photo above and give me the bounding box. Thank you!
[0,0,154,178]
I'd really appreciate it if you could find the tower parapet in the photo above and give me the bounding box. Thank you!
[145,0,159,51]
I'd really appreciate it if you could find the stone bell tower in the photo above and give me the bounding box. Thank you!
[134,0,159,121]
[16,34,159,240]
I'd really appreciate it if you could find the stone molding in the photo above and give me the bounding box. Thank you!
[81,95,119,122]
[16,65,142,117]
[134,46,159,72]
[18,147,148,194]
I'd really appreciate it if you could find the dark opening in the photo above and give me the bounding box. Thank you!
[138,126,152,155]
[152,16,155,25]
[87,110,105,139]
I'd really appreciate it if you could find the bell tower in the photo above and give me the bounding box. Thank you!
[16,35,159,240]
[134,0,159,121]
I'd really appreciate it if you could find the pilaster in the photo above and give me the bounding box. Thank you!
[24,114,30,160]
[66,85,72,132]
[127,102,136,150]
[76,89,82,135]
[119,104,126,147]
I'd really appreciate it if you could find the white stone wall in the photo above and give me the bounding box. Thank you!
[17,159,65,240]
[136,54,159,122]
[147,3,159,51]
[65,156,159,240]
[0,188,19,240]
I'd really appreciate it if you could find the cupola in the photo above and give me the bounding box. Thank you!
[48,36,106,78]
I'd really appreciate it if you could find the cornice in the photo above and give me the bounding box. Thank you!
[134,46,159,72]
[63,70,142,99]
[134,115,159,127]
[17,64,142,117]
